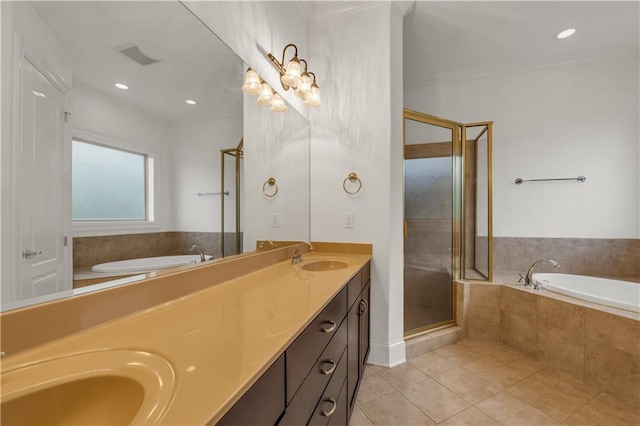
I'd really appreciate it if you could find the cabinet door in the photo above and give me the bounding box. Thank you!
[346,300,360,413]
[359,282,371,368]
[216,354,285,426]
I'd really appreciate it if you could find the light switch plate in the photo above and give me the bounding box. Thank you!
[345,213,354,228]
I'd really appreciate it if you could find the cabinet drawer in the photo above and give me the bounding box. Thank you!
[216,354,285,426]
[347,271,362,310]
[308,357,348,426]
[280,331,347,426]
[287,287,347,403]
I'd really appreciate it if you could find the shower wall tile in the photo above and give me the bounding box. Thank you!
[493,237,640,282]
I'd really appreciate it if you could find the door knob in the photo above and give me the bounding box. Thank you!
[23,249,42,259]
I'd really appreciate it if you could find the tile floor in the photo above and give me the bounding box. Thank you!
[350,339,640,425]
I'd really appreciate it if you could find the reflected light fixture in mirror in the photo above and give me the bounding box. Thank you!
[267,43,321,107]
[242,69,287,112]
[241,68,262,95]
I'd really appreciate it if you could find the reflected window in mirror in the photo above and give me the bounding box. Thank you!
[72,139,153,222]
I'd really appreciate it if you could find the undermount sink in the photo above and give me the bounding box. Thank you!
[1,350,175,425]
[302,260,349,271]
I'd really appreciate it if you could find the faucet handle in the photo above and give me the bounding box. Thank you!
[518,273,525,283]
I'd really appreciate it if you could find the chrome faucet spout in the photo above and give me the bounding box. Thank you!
[300,241,314,251]
[524,258,559,289]
[259,240,277,250]
[189,245,206,262]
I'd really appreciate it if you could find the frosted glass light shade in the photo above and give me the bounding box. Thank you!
[304,85,321,107]
[241,69,261,95]
[281,58,301,88]
[294,74,311,99]
[257,83,274,105]
[270,93,288,112]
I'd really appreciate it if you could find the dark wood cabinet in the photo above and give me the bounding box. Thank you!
[215,262,370,426]
[216,354,285,426]
[347,264,371,421]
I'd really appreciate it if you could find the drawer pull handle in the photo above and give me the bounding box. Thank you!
[320,320,336,333]
[319,359,336,375]
[359,299,368,315]
[321,398,337,417]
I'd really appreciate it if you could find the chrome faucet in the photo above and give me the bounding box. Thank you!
[524,258,559,289]
[291,247,303,266]
[259,240,277,250]
[300,241,314,251]
[189,245,206,262]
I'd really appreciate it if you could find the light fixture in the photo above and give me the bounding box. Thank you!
[241,68,262,95]
[257,83,274,105]
[115,83,129,90]
[556,28,576,39]
[270,93,288,112]
[267,43,321,107]
[185,99,196,105]
[304,73,321,107]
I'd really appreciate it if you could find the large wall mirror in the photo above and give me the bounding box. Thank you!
[0,1,310,312]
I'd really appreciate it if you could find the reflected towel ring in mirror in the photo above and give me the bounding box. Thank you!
[263,177,278,197]
[343,173,362,194]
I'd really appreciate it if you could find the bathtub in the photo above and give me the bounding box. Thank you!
[533,273,640,313]
[92,255,213,274]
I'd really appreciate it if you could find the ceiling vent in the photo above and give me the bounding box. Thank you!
[116,44,160,66]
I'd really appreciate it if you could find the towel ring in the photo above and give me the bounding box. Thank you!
[343,172,362,194]
[263,177,278,197]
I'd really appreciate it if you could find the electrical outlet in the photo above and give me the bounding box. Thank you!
[271,213,279,228]
[345,213,354,228]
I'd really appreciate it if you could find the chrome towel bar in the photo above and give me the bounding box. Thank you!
[515,176,586,185]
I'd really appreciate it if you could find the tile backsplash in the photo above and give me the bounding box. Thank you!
[73,232,241,269]
[493,237,639,282]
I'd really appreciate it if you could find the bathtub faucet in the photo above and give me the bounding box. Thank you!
[524,258,559,289]
[189,245,206,262]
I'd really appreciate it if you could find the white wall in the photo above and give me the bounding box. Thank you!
[309,3,407,367]
[405,56,640,239]
[71,89,172,236]
[171,115,243,232]
[183,1,311,118]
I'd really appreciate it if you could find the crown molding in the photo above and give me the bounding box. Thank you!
[404,46,640,89]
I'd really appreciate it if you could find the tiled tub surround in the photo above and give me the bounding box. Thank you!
[73,231,241,270]
[457,280,640,408]
[492,237,640,282]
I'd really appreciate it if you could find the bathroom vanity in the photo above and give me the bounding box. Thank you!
[0,244,372,425]
[219,262,371,426]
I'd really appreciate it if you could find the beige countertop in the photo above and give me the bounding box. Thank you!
[1,251,371,425]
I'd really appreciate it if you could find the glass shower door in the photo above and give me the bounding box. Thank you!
[404,110,461,336]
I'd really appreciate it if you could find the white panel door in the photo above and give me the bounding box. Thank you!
[18,59,68,299]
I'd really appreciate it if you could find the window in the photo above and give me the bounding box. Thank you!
[72,139,151,221]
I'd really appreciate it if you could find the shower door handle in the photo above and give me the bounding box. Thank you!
[403,221,408,238]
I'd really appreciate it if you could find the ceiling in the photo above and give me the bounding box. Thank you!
[33,1,244,124]
[404,1,640,88]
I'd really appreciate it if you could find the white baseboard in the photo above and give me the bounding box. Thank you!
[366,339,406,368]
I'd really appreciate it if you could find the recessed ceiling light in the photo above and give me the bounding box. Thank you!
[185,99,197,105]
[115,83,129,90]
[556,28,576,40]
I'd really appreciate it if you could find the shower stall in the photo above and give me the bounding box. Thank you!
[220,138,244,257]
[403,110,492,336]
